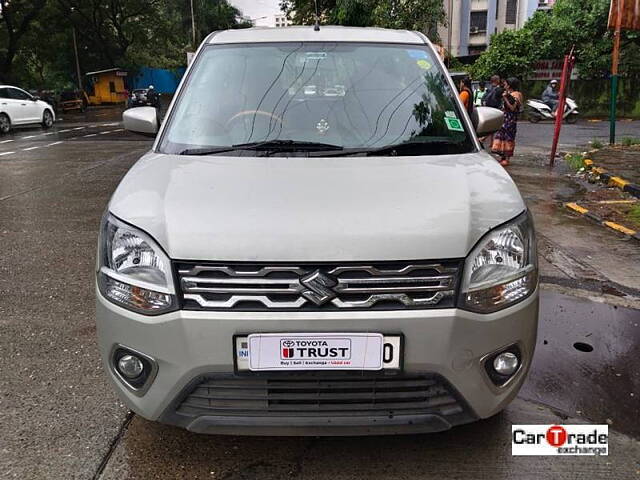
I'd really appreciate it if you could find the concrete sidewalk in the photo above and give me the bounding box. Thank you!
[589,144,640,186]
[505,151,640,302]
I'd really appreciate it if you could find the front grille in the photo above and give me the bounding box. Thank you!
[176,374,468,419]
[176,260,461,311]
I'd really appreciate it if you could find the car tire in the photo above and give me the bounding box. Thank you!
[0,113,10,134]
[42,109,54,129]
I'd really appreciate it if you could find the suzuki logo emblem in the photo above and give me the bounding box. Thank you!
[301,271,337,305]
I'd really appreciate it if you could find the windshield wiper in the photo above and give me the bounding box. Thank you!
[235,140,344,151]
[310,139,466,157]
[179,140,344,156]
[179,146,245,155]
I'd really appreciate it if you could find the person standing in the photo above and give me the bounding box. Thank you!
[474,81,486,106]
[482,75,503,109]
[481,75,503,146]
[491,77,523,167]
[458,77,474,115]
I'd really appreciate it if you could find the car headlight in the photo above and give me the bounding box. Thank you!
[460,211,537,313]
[97,214,176,315]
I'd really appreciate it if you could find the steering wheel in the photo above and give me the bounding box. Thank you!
[225,110,285,134]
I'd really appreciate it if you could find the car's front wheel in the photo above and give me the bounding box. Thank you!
[0,113,10,134]
[42,109,54,129]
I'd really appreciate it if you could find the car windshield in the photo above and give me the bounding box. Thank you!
[159,42,475,156]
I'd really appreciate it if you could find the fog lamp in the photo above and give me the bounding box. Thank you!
[493,352,519,376]
[117,354,144,379]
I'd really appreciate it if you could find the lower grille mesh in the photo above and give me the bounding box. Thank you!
[176,374,467,418]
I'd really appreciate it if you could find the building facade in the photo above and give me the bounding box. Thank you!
[273,14,291,28]
[438,0,553,57]
[246,13,291,28]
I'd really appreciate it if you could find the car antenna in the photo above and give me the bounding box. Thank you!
[313,0,320,31]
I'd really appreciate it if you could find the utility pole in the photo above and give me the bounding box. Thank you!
[190,0,197,50]
[609,0,624,145]
[447,0,453,66]
[72,24,82,91]
[549,47,576,166]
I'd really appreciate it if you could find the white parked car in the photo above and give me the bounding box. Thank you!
[98,26,538,436]
[0,85,55,134]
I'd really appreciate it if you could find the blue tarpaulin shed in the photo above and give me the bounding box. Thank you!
[131,67,186,94]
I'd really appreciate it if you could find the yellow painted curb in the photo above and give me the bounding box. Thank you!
[594,199,638,204]
[609,176,630,189]
[565,202,588,214]
[603,221,637,236]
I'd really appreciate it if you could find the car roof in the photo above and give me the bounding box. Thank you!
[207,26,427,46]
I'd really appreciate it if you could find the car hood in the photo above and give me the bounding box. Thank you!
[109,152,525,261]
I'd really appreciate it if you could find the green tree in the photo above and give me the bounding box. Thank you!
[470,0,640,80]
[13,2,77,89]
[280,0,445,41]
[0,0,48,83]
[6,0,248,89]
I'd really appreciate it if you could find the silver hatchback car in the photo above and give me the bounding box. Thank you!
[96,26,538,436]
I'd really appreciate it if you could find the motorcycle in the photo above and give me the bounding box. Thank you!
[526,97,579,124]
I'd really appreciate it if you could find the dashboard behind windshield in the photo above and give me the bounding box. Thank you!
[159,42,475,156]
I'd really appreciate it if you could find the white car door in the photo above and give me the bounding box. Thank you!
[7,88,39,124]
[0,87,23,125]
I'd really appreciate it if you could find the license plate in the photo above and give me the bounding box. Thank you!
[235,333,402,371]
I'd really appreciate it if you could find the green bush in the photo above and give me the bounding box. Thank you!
[627,205,640,226]
[564,152,586,171]
[621,137,640,146]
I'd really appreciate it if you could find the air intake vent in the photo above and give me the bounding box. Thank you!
[176,373,468,419]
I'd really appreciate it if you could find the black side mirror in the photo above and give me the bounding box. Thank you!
[32,96,40,101]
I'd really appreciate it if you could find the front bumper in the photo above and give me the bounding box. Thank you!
[95,288,539,435]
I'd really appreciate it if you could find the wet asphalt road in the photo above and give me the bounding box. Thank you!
[516,118,640,154]
[0,111,638,479]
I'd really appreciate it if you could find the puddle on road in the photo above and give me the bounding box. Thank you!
[521,289,640,438]
[509,166,586,206]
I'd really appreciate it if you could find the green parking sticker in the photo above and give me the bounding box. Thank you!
[445,117,464,132]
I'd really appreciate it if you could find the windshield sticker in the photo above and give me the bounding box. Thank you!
[407,49,429,59]
[416,59,432,70]
[306,52,327,60]
[445,111,457,118]
[445,117,465,132]
[316,118,330,135]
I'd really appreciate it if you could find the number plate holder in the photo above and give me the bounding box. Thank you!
[234,333,403,373]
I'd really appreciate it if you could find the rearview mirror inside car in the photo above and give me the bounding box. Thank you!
[123,107,158,137]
